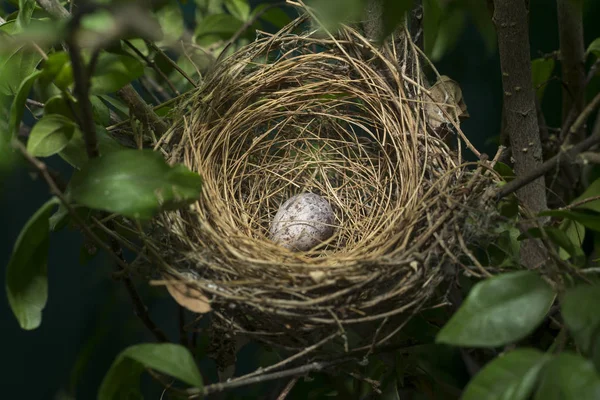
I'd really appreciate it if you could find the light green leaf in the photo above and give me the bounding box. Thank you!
[68,149,202,219]
[17,0,36,30]
[306,0,365,31]
[572,177,600,213]
[531,58,555,101]
[429,8,466,61]
[559,219,585,262]
[0,21,45,96]
[587,37,600,58]
[6,197,58,330]
[462,349,550,400]
[98,94,129,119]
[156,1,184,44]
[224,0,250,21]
[40,52,73,90]
[90,53,144,95]
[27,115,77,157]
[436,271,555,347]
[195,13,244,39]
[534,353,600,400]
[423,0,443,60]
[44,95,75,119]
[8,69,41,137]
[562,285,600,356]
[98,343,203,399]
[540,209,600,232]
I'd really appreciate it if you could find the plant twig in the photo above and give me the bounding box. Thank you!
[187,357,355,398]
[36,0,70,19]
[145,40,198,88]
[276,377,299,400]
[117,85,168,136]
[124,40,180,96]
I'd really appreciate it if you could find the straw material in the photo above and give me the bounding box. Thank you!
[147,12,500,352]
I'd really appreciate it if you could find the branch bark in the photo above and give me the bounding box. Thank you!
[557,0,586,143]
[493,0,547,268]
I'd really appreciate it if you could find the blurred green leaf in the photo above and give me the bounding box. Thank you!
[534,353,600,400]
[540,209,600,232]
[17,0,35,30]
[531,58,555,101]
[156,1,184,45]
[562,285,600,356]
[98,343,203,399]
[68,149,202,219]
[423,0,443,60]
[40,52,73,91]
[27,114,77,157]
[6,197,57,330]
[572,177,600,213]
[430,7,466,61]
[559,219,585,262]
[493,161,516,182]
[44,95,75,119]
[90,95,111,126]
[381,0,413,40]
[587,37,600,58]
[465,0,496,55]
[59,125,123,169]
[195,13,244,39]
[0,21,45,96]
[306,0,365,31]
[8,69,41,137]
[225,0,250,21]
[462,349,550,400]
[253,4,292,29]
[436,271,555,347]
[98,94,129,119]
[520,226,585,267]
[90,53,144,94]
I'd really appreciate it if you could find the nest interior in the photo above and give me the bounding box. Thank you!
[151,15,499,353]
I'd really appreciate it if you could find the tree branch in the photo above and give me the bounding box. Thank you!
[557,0,586,143]
[36,0,70,19]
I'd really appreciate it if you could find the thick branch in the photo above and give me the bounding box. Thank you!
[557,0,586,143]
[493,0,547,214]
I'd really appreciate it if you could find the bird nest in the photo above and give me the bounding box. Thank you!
[147,15,501,353]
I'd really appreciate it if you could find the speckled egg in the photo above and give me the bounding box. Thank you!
[270,193,335,251]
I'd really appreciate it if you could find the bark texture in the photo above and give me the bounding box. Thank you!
[557,0,586,143]
[493,0,547,268]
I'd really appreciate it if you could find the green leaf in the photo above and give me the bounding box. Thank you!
[572,177,600,213]
[6,197,57,330]
[429,7,466,61]
[59,125,123,169]
[156,1,184,44]
[27,115,77,157]
[17,0,36,30]
[224,0,250,21]
[68,149,202,219]
[253,4,291,29]
[587,37,600,58]
[305,0,365,32]
[381,0,413,40]
[98,343,203,399]
[8,69,41,137]
[562,285,600,356]
[559,219,585,262]
[462,349,550,400]
[98,94,129,119]
[520,226,585,267]
[40,52,73,90]
[531,58,555,101]
[0,21,45,96]
[44,95,75,119]
[90,95,110,126]
[540,209,600,232]
[436,271,555,347]
[90,53,144,95]
[534,353,600,400]
[195,13,244,39]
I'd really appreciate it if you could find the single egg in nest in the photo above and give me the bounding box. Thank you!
[270,193,335,251]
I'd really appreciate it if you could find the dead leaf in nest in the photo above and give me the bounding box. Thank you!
[164,277,212,314]
[425,75,469,129]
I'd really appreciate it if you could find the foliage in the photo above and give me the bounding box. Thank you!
[2,0,600,398]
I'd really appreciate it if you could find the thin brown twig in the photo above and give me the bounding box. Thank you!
[276,377,299,400]
[125,40,180,96]
[145,40,198,88]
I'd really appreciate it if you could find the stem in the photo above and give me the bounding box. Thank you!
[117,86,168,136]
[36,0,70,19]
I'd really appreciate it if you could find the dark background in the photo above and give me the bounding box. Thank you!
[2,0,600,398]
